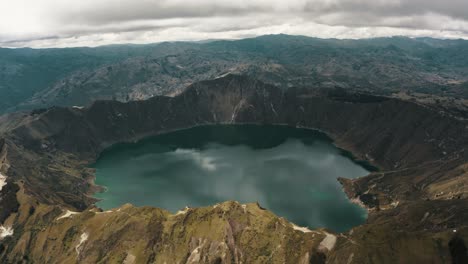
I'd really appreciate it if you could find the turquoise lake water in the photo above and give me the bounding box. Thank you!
[93,125,369,232]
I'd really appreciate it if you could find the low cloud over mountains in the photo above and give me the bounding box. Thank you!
[2,0,468,47]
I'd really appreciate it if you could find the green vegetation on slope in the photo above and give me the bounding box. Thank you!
[1,35,468,114]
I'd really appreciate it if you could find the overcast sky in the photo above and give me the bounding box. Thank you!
[1,0,468,48]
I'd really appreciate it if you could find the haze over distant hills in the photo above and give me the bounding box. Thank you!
[1,34,468,113]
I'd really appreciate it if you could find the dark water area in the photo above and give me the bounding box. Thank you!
[92,125,369,232]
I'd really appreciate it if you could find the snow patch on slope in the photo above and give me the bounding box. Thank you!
[0,226,13,240]
[0,172,7,191]
[75,232,88,255]
[291,224,313,233]
[175,206,190,216]
[56,210,80,220]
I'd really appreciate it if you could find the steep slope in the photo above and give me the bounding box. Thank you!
[19,51,262,109]
[0,75,467,263]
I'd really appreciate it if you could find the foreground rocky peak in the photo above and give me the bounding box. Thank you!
[5,188,331,263]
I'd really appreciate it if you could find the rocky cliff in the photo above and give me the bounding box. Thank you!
[0,75,467,263]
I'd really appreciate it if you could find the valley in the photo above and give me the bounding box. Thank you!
[2,35,468,114]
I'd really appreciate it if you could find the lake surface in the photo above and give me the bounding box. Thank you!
[93,125,369,232]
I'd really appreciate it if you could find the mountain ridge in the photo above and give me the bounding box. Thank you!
[0,75,467,262]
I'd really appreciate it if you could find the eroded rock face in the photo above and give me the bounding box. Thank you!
[3,191,329,264]
[0,75,467,263]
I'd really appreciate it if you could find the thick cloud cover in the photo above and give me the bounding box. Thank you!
[1,0,468,47]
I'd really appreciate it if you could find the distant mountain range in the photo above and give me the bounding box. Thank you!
[1,34,468,113]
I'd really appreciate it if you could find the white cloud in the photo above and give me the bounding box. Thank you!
[1,0,468,47]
